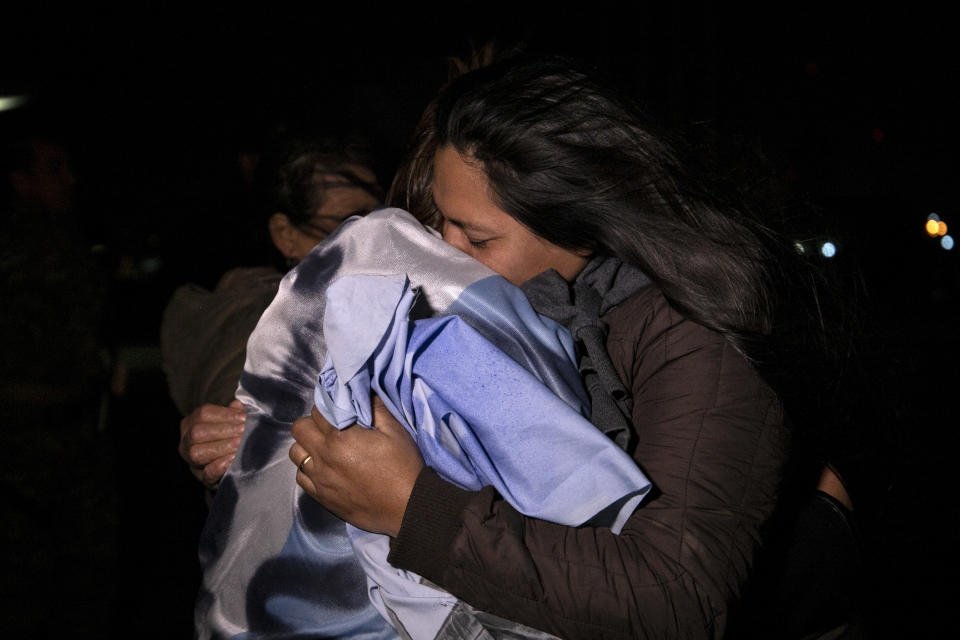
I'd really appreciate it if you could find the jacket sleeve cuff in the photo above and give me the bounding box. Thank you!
[388,466,474,577]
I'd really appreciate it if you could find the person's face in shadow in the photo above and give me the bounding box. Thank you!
[431,145,588,286]
[269,164,381,264]
[10,140,77,215]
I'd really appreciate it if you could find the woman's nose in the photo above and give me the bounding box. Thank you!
[441,220,468,253]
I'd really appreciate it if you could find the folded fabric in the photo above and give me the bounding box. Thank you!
[315,273,650,529]
[313,239,649,640]
[195,208,649,640]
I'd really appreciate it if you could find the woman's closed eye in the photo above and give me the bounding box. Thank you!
[468,237,490,249]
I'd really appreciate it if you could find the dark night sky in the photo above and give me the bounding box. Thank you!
[5,5,954,216]
[6,6,953,187]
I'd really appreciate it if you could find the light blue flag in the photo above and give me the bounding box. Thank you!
[196,208,650,640]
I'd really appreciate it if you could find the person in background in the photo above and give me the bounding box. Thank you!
[161,137,383,493]
[1,119,119,635]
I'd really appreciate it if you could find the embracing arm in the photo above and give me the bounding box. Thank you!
[387,289,789,639]
[178,400,246,490]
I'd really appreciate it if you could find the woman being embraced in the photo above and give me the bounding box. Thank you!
[291,55,803,639]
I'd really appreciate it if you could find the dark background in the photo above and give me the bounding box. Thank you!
[2,3,955,637]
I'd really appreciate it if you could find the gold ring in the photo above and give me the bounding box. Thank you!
[298,454,313,473]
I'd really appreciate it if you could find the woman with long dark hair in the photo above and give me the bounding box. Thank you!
[289,55,852,639]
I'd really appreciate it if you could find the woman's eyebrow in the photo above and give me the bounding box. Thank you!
[443,216,493,234]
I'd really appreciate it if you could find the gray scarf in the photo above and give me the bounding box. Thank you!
[522,256,651,451]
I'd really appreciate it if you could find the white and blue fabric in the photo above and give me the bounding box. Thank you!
[195,208,650,640]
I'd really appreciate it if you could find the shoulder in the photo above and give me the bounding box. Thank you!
[215,266,284,293]
[603,284,675,340]
[603,285,729,374]
[603,285,781,429]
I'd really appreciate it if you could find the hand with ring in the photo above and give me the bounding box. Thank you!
[289,395,424,537]
[297,454,313,474]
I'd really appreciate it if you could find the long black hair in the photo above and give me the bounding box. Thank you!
[275,142,384,231]
[393,55,793,360]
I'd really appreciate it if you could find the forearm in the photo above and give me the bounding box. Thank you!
[388,390,786,638]
[389,469,719,640]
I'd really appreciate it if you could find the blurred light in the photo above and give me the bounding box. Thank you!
[926,219,941,236]
[871,128,885,143]
[928,213,941,221]
[140,257,163,274]
[942,235,954,250]
[938,221,948,236]
[793,240,806,254]
[821,242,837,258]
[0,95,29,112]
[804,62,819,76]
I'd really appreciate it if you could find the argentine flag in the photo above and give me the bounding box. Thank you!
[197,208,650,640]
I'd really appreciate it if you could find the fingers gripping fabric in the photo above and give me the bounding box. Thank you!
[196,208,650,640]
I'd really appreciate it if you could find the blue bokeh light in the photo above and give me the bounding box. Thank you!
[820,242,837,258]
[942,235,954,250]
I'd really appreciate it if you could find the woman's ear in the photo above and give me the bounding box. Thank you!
[268,212,300,259]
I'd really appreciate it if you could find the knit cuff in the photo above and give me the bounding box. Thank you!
[388,466,474,578]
